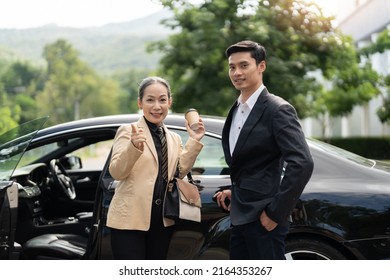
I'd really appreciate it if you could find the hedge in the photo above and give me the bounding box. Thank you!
[316,137,390,160]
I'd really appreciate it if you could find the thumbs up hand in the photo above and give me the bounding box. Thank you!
[131,124,146,151]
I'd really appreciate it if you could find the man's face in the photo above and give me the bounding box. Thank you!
[228,51,265,95]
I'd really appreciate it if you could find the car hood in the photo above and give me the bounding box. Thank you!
[0,117,48,181]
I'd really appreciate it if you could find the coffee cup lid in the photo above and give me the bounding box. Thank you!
[186,108,198,113]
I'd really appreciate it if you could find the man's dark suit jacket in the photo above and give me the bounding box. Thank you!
[222,88,314,227]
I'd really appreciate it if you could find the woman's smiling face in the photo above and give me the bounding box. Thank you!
[138,82,172,126]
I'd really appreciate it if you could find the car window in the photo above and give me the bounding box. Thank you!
[19,126,227,174]
[0,117,48,180]
[73,140,113,169]
[308,138,375,167]
[18,138,80,167]
[173,129,228,176]
[19,138,113,170]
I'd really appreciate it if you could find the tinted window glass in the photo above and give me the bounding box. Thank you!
[173,129,228,175]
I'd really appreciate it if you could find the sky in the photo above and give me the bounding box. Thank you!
[0,0,339,29]
[0,0,164,29]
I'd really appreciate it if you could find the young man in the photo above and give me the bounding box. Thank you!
[214,40,314,260]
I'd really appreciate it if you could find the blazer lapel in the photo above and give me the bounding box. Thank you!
[222,101,238,164]
[137,118,158,164]
[232,89,269,159]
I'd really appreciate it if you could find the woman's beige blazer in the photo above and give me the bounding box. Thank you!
[106,117,203,230]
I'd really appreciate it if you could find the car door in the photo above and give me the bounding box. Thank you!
[20,127,117,218]
[64,139,114,203]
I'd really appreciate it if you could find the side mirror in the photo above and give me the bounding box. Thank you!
[59,155,82,170]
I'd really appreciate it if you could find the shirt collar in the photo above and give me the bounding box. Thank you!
[237,84,265,110]
[143,116,160,134]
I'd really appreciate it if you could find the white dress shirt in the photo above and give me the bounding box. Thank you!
[229,84,265,155]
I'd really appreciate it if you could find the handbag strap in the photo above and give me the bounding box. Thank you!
[174,162,194,183]
[186,171,194,183]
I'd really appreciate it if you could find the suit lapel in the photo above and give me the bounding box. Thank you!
[222,101,238,164]
[232,89,269,159]
[137,118,158,164]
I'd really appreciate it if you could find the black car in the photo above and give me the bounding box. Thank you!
[1,114,390,260]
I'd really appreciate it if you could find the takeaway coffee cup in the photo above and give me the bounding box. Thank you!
[185,108,199,131]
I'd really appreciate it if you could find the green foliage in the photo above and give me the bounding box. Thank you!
[0,61,42,128]
[1,61,46,124]
[0,4,386,131]
[0,46,21,66]
[359,29,390,56]
[0,39,137,127]
[323,63,379,116]
[150,0,249,115]
[359,29,390,124]
[377,97,390,124]
[37,39,121,125]
[0,87,20,134]
[0,106,19,135]
[322,137,390,160]
[112,68,155,114]
[151,0,374,119]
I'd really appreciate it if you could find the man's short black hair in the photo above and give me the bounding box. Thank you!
[225,40,266,64]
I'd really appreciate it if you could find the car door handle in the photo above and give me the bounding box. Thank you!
[77,177,91,183]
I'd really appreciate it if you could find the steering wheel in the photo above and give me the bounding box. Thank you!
[49,159,76,200]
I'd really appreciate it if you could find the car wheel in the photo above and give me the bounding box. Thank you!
[285,238,347,260]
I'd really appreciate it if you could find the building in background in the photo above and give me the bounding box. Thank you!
[305,0,390,138]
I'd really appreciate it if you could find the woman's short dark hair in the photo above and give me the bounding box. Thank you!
[225,40,266,64]
[138,76,172,100]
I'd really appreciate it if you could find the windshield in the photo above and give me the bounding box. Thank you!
[0,117,48,181]
[307,137,375,167]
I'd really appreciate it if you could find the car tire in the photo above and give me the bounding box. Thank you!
[285,238,347,260]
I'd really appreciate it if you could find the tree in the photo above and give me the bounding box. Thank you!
[38,39,120,125]
[360,28,390,125]
[0,84,20,134]
[1,61,46,124]
[0,106,20,135]
[112,68,153,114]
[150,0,379,123]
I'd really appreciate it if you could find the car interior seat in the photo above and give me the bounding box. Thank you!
[21,150,113,260]
[21,233,88,259]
